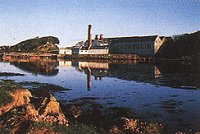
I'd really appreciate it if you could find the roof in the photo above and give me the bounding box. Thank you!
[90,46,108,49]
[159,36,165,40]
[164,37,172,40]
[84,39,104,44]
[80,45,108,50]
[59,47,72,50]
[104,35,159,43]
[80,46,88,50]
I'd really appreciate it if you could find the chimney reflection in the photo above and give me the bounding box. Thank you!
[86,67,91,90]
[77,61,109,90]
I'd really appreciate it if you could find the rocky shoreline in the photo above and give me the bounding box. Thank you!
[0,80,200,134]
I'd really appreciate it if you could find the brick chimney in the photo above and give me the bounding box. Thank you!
[100,34,104,40]
[88,25,92,49]
[95,34,99,40]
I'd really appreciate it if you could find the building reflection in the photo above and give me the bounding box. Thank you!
[59,60,72,67]
[5,57,200,89]
[75,61,109,90]
[108,63,160,82]
[70,61,160,90]
[70,60,200,89]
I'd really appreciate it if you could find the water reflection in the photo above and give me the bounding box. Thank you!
[72,61,160,89]
[108,63,159,82]
[4,58,59,76]
[156,61,200,89]
[2,58,200,89]
[65,60,200,90]
[1,59,200,132]
[72,61,109,90]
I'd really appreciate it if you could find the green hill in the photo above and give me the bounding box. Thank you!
[1,36,59,53]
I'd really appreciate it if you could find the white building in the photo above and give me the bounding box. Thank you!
[78,46,109,55]
[73,38,109,55]
[77,34,109,55]
[59,47,72,55]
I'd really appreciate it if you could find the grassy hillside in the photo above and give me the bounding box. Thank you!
[1,36,59,53]
[156,31,200,61]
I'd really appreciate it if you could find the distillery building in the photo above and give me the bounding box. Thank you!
[107,35,164,56]
[59,47,72,55]
[68,25,165,57]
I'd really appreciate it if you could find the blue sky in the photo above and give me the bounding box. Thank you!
[0,0,199,47]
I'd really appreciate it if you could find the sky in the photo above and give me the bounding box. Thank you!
[0,0,199,47]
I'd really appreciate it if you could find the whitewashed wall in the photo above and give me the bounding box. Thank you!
[88,49,109,54]
[59,49,72,54]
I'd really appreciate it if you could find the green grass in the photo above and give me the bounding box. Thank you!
[0,80,23,106]
[20,81,70,91]
[28,121,100,134]
[0,89,13,106]
[56,123,100,134]
[0,127,11,134]
[0,80,22,91]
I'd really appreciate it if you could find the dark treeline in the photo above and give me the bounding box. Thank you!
[156,31,200,60]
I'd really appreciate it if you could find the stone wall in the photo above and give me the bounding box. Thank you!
[109,41,155,56]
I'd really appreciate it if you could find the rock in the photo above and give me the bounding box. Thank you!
[69,105,83,118]
[110,125,120,134]
[10,89,32,107]
[110,117,138,133]
[26,104,38,117]
[43,94,65,119]
[0,89,32,116]
[0,88,68,133]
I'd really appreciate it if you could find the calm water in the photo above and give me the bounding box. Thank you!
[1,59,200,132]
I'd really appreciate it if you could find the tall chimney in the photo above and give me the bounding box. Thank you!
[95,34,99,40]
[88,25,92,49]
[100,34,103,40]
